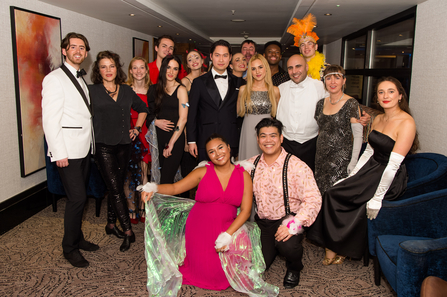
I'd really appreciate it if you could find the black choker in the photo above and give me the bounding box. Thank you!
[104,84,118,97]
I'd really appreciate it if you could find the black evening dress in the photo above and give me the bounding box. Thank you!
[306,130,407,259]
[148,85,185,184]
[314,98,360,194]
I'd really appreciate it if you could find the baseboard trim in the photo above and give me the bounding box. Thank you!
[0,182,50,235]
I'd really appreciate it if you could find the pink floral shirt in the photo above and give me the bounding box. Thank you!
[247,148,322,227]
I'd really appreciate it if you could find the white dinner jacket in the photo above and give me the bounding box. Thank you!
[42,63,92,162]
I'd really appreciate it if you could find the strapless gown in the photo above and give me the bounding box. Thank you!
[306,130,407,259]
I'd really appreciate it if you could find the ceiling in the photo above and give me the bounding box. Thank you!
[39,0,427,54]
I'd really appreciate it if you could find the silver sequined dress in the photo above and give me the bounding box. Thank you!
[238,91,272,160]
[314,98,360,194]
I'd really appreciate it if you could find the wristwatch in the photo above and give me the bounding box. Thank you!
[134,126,142,133]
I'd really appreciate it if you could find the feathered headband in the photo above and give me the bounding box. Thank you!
[287,13,319,47]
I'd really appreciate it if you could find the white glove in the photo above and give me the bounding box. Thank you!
[367,152,405,220]
[349,142,374,177]
[136,182,158,194]
[347,123,363,174]
[281,215,303,235]
[215,232,232,252]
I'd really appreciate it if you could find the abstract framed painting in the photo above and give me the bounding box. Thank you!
[133,37,149,61]
[10,7,62,177]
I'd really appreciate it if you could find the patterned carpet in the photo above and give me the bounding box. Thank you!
[0,197,397,297]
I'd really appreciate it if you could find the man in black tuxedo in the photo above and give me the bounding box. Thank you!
[187,40,242,161]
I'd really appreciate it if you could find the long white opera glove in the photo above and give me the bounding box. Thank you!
[367,152,405,220]
[347,123,363,174]
[334,143,374,185]
[215,232,232,252]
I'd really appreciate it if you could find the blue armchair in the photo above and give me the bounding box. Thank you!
[368,188,447,297]
[44,139,106,217]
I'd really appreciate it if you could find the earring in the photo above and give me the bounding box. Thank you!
[399,99,401,102]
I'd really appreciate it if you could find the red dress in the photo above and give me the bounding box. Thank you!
[131,93,150,163]
[179,163,244,290]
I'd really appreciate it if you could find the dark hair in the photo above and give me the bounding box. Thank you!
[91,51,127,84]
[210,39,232,55]
[61,32,90,51]
[263,41,282,53]
[205,133,230,147]
[255,118,283,136]
[154,55,183,116]
[156,35,175,47]
[241,40,257,49]
[373,76,420,154]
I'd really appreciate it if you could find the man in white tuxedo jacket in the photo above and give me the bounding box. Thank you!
[42,32,98,267]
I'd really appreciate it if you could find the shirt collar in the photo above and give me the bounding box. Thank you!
[259,147,288,167]
[64,62,79,77]
[290,76,310,89]
[211,68,228,78]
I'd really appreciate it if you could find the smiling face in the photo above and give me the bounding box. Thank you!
[62,38,88,68]
[324,74,345,94]
[299,36,318,59]
[155,38,174,59]
[99,58,117,83]
[210,45,231,74]
[242,42,256,61]
[231,53,247,73]
[264,44,282,66]
[257,126,283,156]
[129,59,148,82]
[250,59,266,82]
[186,51,203,71]
[287,55,308,84]
[165,59,180,82]
[377,81,402,109]
[206,138,231,166]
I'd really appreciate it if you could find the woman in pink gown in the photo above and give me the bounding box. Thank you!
[140,134,279,296]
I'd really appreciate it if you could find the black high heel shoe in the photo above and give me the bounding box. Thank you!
[120,232,135,252]
[105,225,125,239]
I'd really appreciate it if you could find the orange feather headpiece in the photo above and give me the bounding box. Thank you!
[287,13,319,47]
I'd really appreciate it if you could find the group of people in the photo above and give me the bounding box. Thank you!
[42,21,418,297]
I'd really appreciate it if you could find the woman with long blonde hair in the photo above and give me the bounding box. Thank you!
[237,54,280,159]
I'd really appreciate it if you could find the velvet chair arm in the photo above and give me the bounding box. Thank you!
[368,188,447,256]
[396,237,447,297]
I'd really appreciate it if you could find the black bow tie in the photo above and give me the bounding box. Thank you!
[77,69,87,78]
[214,74,227,79]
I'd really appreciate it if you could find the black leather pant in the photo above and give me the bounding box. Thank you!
[95,143,132,232]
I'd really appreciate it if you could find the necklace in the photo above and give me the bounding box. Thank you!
[104,84,118,97]
[330,93,344,105]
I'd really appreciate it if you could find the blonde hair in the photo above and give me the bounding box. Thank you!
[126,56,151,89]
[238,54,277,117]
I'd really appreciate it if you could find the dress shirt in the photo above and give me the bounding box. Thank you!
[211,68,229,100]
[89,84,148,145]
[248,148,322,226]
[277,76,328,144]
[65,62,89,100]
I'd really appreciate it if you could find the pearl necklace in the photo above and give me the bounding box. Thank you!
[330,93,344,105]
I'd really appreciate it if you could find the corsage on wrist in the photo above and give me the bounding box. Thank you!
[282,215,303,235]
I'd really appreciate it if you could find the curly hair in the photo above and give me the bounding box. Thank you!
[91,51,127,84]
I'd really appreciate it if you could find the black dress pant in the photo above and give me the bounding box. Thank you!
[282,136,318,173]
[95,143,132,232]
[57,155,91,254]
[255,214,304,273]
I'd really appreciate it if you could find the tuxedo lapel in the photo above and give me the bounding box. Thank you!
[204,72,221,108]
[220,74,237,109]
[60,64,93,116]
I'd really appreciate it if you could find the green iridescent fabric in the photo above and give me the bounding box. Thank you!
[144,193,279,297]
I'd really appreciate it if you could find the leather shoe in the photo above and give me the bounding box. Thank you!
[283,270,300,289]
[120,232,135,252]
[63,250,89,268]
[79,240,99,251]
[105,225,125,239]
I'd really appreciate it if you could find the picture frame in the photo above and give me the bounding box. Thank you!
[133,37,149,61]
[10,6,62,177]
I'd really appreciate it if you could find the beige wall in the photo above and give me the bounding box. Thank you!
[0,0,153,203]
[410,0,447,154]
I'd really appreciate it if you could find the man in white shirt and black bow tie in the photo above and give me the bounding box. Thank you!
[187,40,243,161]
